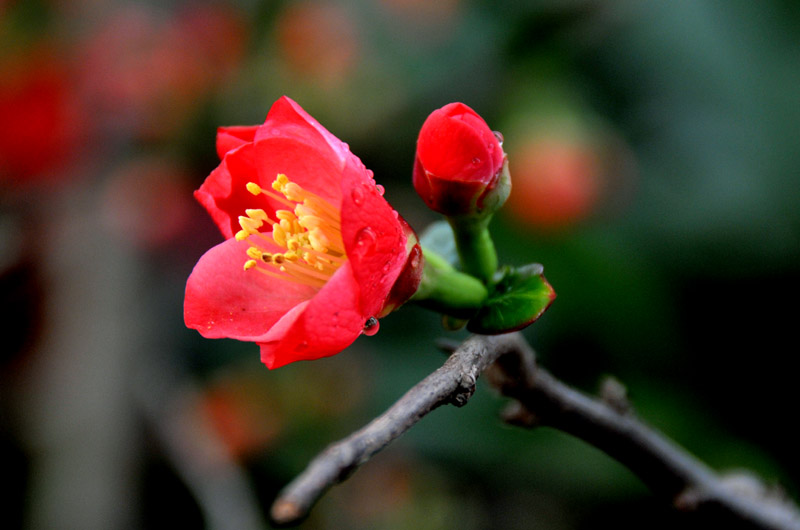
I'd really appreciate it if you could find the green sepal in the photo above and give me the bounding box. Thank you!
[466,263,556,334]
[411,247,489,319]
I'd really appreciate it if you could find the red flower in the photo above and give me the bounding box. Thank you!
[0,50,85,186]
[506,138,602,230]
[413,102,505,216]
[185,97,421,369]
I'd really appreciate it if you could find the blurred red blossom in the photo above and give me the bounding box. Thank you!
[185,97,422,369]
[199,374,285,459]
[276,2,359,85]
[505,130,636,231]
[101,157,195,250]
[380,0,461,26]
[506,137,602,230]
[0,49,85,187]
[78,4,247,139]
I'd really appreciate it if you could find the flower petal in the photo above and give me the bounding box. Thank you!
[255,96,352,165]
[216,125,258,160]
[195,142,259,239]
[257,262,365,368]
[417,110,496,182]
[251,137,344,205]
[340,156,408,318]
[184,237,317,341]
[196,136,347,239]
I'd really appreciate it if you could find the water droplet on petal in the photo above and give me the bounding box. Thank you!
[472,157,481,165]
[493,131,504,144]
[362,317,379,336]
[376,184,385,196]
[353,226,377,258]
[351,186,365,205]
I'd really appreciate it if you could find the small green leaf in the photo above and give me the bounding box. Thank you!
[418,220,459,268]
[467,264,556,334]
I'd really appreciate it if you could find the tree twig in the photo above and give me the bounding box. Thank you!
[487,335,800,530]
[271,333,800,529]
[270,334,519,524]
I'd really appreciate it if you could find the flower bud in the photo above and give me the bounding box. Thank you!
[413,102,507,216]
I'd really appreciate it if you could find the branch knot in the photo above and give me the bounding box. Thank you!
[450,371,477,407]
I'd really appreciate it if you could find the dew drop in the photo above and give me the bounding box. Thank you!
[493,131,504,144]
[362,317,379,336]
[411,253,421,269]
[472,157,481,165]
[376,184,385,196]
[353,226,377,257]
[351,186,365,205]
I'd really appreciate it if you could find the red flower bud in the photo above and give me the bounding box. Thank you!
[413,102,506,216]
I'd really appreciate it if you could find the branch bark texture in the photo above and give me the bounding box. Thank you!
[488,336,800,530]
[271,333,800,529]
[270,334,516,524]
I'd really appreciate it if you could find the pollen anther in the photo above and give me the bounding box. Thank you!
[240,173,345,289]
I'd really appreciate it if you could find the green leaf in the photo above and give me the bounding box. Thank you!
[467,264,556,334]
[418,220,459,268]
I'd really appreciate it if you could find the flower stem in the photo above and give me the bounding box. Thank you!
[411,247,488,318]
[447,214,498,285]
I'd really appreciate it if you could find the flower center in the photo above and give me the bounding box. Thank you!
[236,173,345,289]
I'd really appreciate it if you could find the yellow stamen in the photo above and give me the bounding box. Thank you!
[297,214,325,231]
[240,173,346,290]
[246,180,295,208]
[276,210,297,222]
[239,215,262,234]
[272,224,287,247]
[283,183,305,202]
[308,227,330,252]
[245,209,270,223]
[252,262,326,288]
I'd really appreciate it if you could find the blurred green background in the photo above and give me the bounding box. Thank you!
[2,0,799,529]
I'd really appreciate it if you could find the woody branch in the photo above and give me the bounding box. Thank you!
[270,333,800,529]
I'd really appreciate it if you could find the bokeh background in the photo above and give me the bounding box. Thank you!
[2,0,799,529]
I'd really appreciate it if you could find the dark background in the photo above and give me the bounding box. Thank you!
[2,1,798,528]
